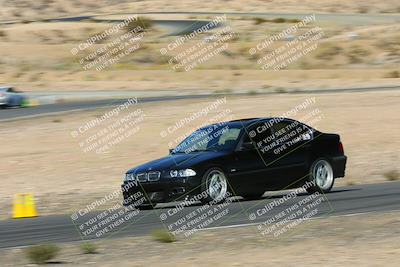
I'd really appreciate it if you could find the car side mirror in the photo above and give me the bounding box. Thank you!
[169,148,174,154]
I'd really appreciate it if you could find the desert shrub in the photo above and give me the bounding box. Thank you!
[221,50,235,58]
[375,36,400,57]
[358,6,369,13]
[384,170,399,181]
[26,244,60,264]
[214,89,233,94]
[269,18,300,23]
[252,17,296,24]
[315,43,342,60]
[134,55,157,64]
[237,46,253,56]
[81,243,98,254]
[346,45,370,64]
[385,70,400,78]
[298,60,314,70]
[125,16,153,33]
[253,17,267,25]
[152,229,176,243]
[275,87,287,94]
[247,90,259,95]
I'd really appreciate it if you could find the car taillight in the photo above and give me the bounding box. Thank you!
[338,141,344,154]
[0,93,4,97]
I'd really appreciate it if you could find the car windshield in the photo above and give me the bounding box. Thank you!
[172,123,242,154]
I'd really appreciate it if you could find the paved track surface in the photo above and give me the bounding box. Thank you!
[1,86,400,122]
[0,182,399,249]
[3,12,400,26]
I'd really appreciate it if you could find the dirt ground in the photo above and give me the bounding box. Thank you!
[2,0,400,22]
[0,91,399,219]
[1,7,399,94]
[1,210,400,266]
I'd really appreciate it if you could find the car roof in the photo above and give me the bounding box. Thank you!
[203,118,274,129]
[218,117,303,127]
[226,118,264,127]
[199,117,316,133]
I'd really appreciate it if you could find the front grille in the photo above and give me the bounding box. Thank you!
[148,171,161,181]
[137,173,148,182]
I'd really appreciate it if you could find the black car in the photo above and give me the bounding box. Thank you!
[122,118,347,209]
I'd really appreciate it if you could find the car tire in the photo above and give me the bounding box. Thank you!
[242,191,265,200]
[200,167,229,204]
[306,157,335,194]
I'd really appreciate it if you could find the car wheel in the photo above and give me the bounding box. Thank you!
[307,158,334,194]
[200,168,228,204]
[242,191,265,200]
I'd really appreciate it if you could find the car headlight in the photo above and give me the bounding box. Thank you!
[125,173,136,182]
[169,169,196,178]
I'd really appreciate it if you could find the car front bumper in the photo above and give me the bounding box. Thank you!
[121,176,200,205]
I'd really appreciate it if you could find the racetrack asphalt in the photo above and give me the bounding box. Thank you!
[2,11,400,26]
[1,85,400,122]
[0,181,399,249]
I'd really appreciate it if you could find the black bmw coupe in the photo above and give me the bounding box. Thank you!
[122,118,347,209]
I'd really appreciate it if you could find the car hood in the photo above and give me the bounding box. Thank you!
[126,151,228,173]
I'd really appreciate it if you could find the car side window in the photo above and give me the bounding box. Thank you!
[218,128,241,145]
[271,119,313,145]
[242,130,251,143]
[271,121,292,138]
[240,121,274,150]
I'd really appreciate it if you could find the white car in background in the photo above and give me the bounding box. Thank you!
[0,87,26,108]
